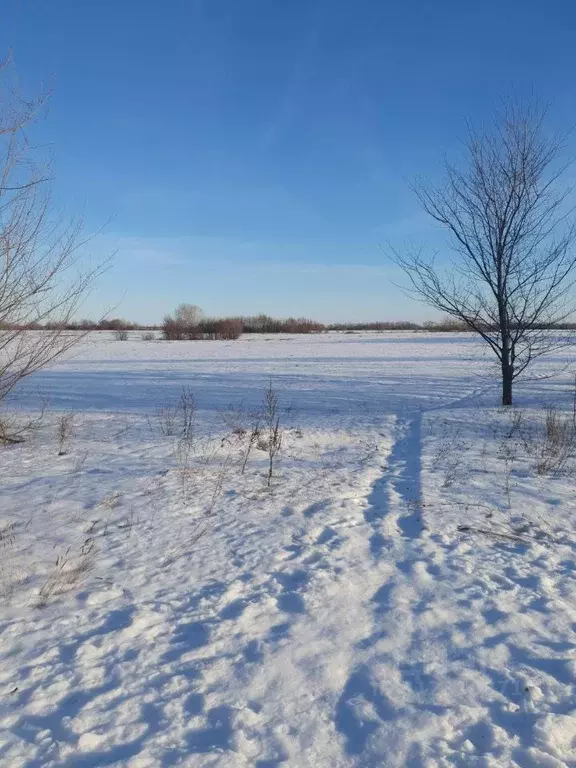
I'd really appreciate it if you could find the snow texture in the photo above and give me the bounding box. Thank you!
[1,331,576,767]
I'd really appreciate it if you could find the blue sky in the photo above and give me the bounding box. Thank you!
[3,0,576,322]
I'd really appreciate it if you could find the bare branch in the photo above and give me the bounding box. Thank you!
[0,58,109,403]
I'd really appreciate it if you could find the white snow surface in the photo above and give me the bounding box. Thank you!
[1,331,576,767]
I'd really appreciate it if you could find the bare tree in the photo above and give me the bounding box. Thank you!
[174,304,203,326]
[162,304,203,340]
[393,102,576,405]
[0,58,107,403]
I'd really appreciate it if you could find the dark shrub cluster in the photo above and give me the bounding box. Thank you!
[161,312,325,340]
[162,316,243,341]
[328,320,420,331]
[44,318,158,332]
[200,318,244,340]
[240,315,325,333]
[328,319,469,332]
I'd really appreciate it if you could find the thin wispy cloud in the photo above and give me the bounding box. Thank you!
[94,233,390,272]
[261,2,322,149]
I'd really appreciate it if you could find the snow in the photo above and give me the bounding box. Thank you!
[1,331,576,767]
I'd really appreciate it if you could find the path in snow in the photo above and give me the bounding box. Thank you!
[364,412,423,560]
[331,409,576,767]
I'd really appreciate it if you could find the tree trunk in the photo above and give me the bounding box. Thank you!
[499,308,513,406]
[501,361,513,406]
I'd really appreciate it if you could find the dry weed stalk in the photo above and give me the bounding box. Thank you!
[263,379,283,487]
[35,538,96,607]
[534,406,576,476]
[152,386,196,439]
[57,412,75,455]
[241,417,262,475]
[0,400,46,445]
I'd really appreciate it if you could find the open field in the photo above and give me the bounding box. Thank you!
[1,331,576,767]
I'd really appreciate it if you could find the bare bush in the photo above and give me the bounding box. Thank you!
[172,429,231,513]
[155,403,178,436]
[221,401,249,438]
[96,318,131,332]
[115,329,128,341]
[153,386,196,439]
[162,304,203,340]
[200,317,243,340]
[162,310,243,341]
[57,412,75,455]
[263,379,283,486]
[534,406,576,475]
[162,316,184,341]
[162,315,200,341]
[141,331,155,341]
[430,420,468,489]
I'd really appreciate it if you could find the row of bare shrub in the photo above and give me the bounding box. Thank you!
[329,320,421,331]
[240,315,325,333]
[328,318,469,331]
[43,318,158,332]
[161,313,326,340]
[162,317,244,341]
[34,314,325,336]
[17,316,576,336]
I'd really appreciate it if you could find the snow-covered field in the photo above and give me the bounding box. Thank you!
[1,331,576,767]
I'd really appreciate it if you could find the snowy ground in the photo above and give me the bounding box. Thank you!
[1,331,576,767]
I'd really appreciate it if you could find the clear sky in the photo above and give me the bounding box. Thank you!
[3,0,576,323]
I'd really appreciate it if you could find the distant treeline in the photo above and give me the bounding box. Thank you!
[11,315,576,338]
[328,320,467,331]
[40,318,158,331]
[161,315,472,338]
[35,315,467,334]
[161,314,325,340]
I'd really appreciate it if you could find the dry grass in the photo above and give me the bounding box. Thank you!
[534,406,576,476]
[154,403,179,436]
[35,538,97,608]
[174,437,195,505]
[0,522,19,600]
[152,386,196,439]
[429,419,468,489]
[241,419,262,475]
[179,386,196,441]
